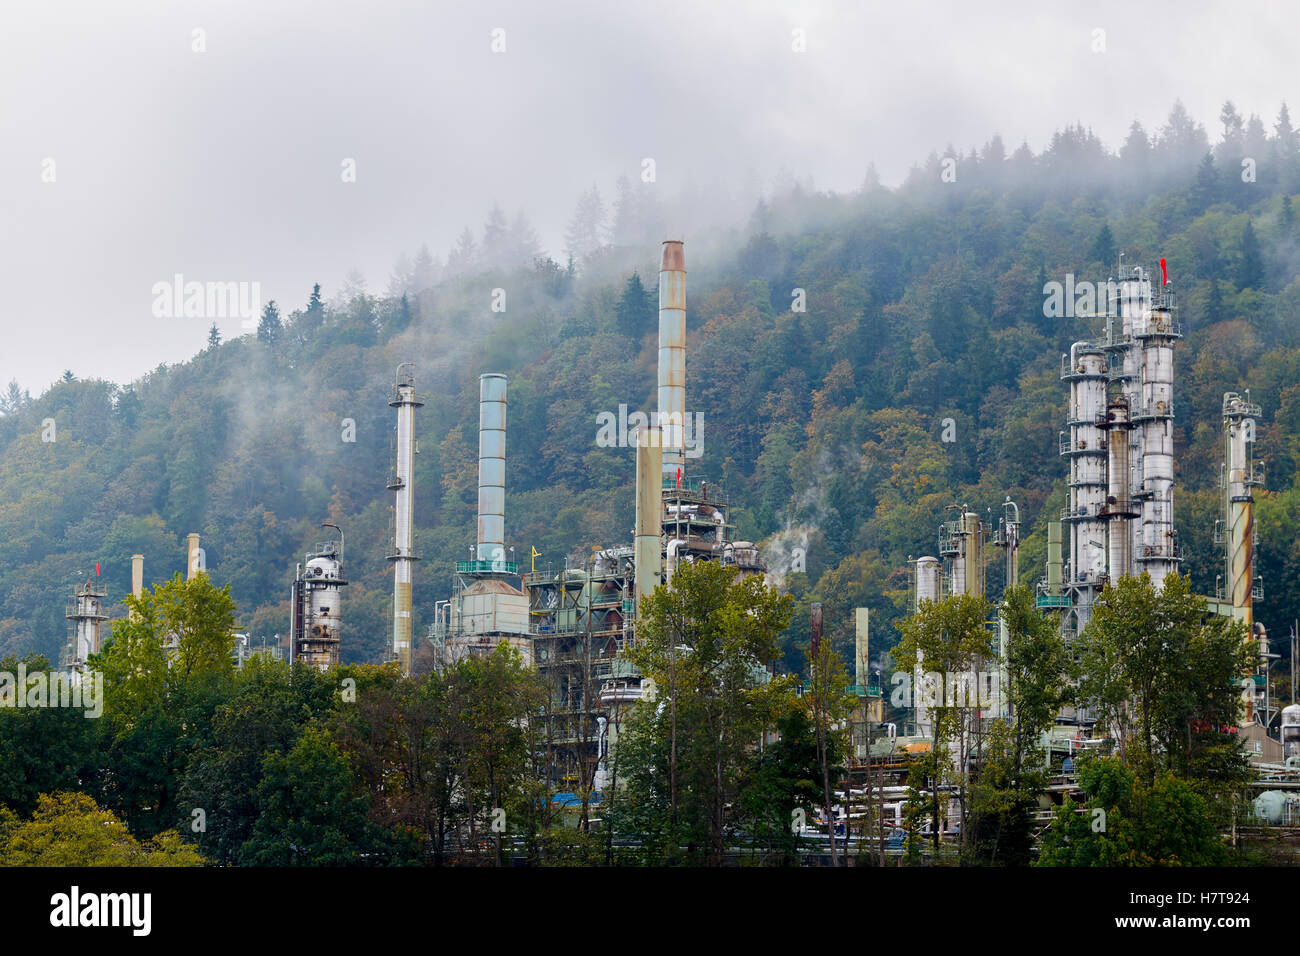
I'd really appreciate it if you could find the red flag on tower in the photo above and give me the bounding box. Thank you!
[1159,258,1168,286]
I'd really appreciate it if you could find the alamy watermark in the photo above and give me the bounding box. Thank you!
[0,664,102,718]
[595,405,703,458]
[1042,274,1115,319]
[891,669,1001,711]
[152,274,260,329]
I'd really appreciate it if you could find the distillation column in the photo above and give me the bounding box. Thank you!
[477,373,508,569]
[1101,397,1136,581]
[658,240,687,480]
[388,364,423,675]
[994,499,1019,719]
[65,579,108,684]
[1130,274,1180,587]
[960,511,984,599]
[1223,392,1262,627]
[1062,343,1108,629]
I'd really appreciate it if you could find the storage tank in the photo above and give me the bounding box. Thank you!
[915,556,941,609]
[1281,704,1300,762]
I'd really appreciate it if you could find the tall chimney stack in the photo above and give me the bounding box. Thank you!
[388,364,423,675]
[131,553,144,599]
[477,373,508,568]
[634,424,663,610]
[658,240,686,479]
[855,608,869,689]
[186,533,201,581]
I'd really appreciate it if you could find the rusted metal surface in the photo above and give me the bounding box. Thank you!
[658,240,686,476]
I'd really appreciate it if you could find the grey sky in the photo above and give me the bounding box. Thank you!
[1,0,1294,393]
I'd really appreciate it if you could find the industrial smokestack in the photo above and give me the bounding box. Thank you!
[658,240,686,479]
[962,511,983,598]
[131,553,144,599]
[1047,522,1063,595]
[1223,392,1261,627]
[186,533,201,581]
[634,424,663,610]
[388,363,423,675]
[999,498,1020,590]
[477,373,507,569]
[855,608,869,689]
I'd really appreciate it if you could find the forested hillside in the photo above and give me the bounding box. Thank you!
[4,100,1300,676]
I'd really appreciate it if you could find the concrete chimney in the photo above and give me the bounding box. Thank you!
[388,364,423,675]
[186,533,201,581]
[634,424,663,610]
[477,373,507,568]
[658,240,686,478]
[855,608,869,689]
[131,553,144,599]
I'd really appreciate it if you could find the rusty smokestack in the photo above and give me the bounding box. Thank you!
[186,533,201,581]
[634,424,663,611]
[658,240,686,479]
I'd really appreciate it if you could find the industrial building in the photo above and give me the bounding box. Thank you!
[415,240,769,790]
[893,258,1282,785]
[290,526,347,670]
[61,576,107,686]
[1037,264,1183,639]
[429,373,533,667]
[1032,260,1275,739]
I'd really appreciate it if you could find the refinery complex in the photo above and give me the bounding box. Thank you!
[55,240,1300,838]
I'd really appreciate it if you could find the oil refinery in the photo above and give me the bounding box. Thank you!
[53,242,1300,848]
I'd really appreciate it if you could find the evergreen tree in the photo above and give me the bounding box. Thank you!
[1237,219,1264,290]
[304,283,325,330]
[1274,100,1294,184]
[256,300,282,345]
[614,272,655,339]
[481,204,510,267]
[207,323,221,349]
[1119,120,1151,165]
[507,209,542,268]
[564,185,607,264]
[1206,275,1225,325]
[446,227,477,273]
[0,380,30,415]
[388,292,413,335]
[410,243,438,291]
[1192,152,1219,212]
[1217,100,1244,156]
[386,252,413,298]
[1088,223,1116,267]
[611,175,638,246]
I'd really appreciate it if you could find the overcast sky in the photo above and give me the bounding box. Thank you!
[1,0,1295,393]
